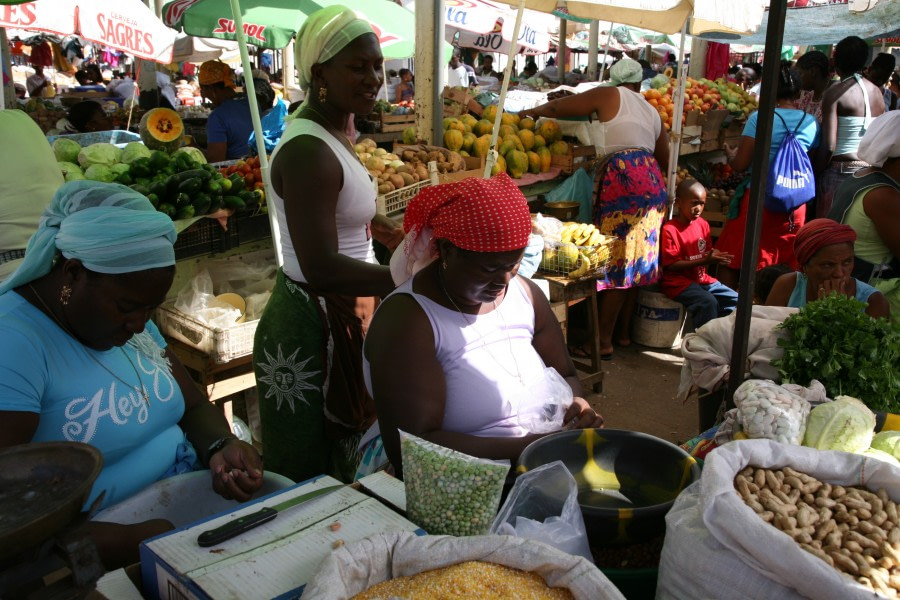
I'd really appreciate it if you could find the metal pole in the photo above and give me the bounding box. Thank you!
[587,20,599,81]
[599,25,613,82]
[558,16,567,84]
[724,0,790,408]
[666,19,690,216]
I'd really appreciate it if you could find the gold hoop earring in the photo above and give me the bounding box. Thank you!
[318,87,327,103]
[60,284,72,305]
[442,261,448,270]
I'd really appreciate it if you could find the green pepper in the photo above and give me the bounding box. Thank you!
[175,205,196,220]
[157,202,177,218]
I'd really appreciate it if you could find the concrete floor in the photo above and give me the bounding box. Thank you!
[577,341,700,447]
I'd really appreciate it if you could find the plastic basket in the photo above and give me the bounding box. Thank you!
[376,179,433,216]
[539,237,614,280]
[155,302,258,364]
[235,212,271,246]
[173,218,234,260]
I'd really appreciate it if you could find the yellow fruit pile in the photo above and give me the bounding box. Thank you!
[540,222,612,279]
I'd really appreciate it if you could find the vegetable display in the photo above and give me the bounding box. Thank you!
[735,465,900,597]
[773,294,900,414]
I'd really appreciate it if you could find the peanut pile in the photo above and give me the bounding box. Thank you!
[735,466,900,597]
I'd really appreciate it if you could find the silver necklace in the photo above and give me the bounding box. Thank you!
[436,269,525,385]
[28,283,150,405]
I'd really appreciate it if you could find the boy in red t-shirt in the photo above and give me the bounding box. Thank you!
[661,179,739,329]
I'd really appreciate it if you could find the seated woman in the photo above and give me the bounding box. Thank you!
[765,218,890,319]
[63,100,112,133]
[394,68,414,104]
[0,181,265,568]
[828,110,900,321]
[363,175,604,478]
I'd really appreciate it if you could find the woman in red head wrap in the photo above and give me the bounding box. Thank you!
[362,175,603,479]
[765,218,889,319]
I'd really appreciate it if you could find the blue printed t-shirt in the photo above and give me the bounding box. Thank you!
[742,108,821,163]
[0,292,189,509]
[206,96,254,159]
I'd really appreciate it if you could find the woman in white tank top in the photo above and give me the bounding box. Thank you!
[362,175,603,479]
[252,7,403,485]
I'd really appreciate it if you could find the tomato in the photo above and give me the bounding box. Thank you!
[254,181,265,190]
[239,164,251,175]
[252,168,261,180]
[245,173,256,185]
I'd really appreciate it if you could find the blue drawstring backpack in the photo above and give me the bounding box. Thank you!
[765,110,815,215]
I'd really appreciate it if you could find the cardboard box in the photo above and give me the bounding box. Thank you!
[442,86,483,118]
[700,138,720,153]
[140,475,424,599]
[700,109,729,140]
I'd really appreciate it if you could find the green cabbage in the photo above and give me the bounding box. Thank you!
[863,448,900,468]
[83,164,117,183]
[57,161,83,179]
[52,138,82,163]
[173,146,207,165]
[802,396,875,453]
[78,143,121,168]
[870,430,900,461]
[120,141,152,164]
[64,170,86,182]
[110,163,131,177]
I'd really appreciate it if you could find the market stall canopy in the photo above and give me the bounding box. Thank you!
[488,0,767,37]
[172,33,239,64]
[455,12,556,54]
[698,0,900,46]
[0,0,176,62]
[163,0,449,60]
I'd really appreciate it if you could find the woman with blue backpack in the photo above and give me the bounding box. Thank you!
[713,61,820,291]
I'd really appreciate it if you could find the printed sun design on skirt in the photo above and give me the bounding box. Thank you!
[256,344,320,413]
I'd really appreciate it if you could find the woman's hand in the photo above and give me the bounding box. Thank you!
[815,276,853,300]
[723,142,738,162]
[209,439,264,502]
[563,397,604,430]
[371,214,405,251]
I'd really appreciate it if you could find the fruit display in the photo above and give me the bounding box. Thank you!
[642,75,759,130]
[539,222,613,280]
[139,107,186,152]
[216,154,267,198]
[372,98,415,115]
[438,111,560,180]
[353,138,468,196]
[51,138,261,220]
[22,97,68,135]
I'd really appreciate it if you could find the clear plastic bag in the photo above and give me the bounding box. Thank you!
[733,379,811,445]
[400,430,509,537]
[516,366,573,434]
[490,461,592,561]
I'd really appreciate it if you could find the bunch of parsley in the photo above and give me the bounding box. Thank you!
[773,294,900,414]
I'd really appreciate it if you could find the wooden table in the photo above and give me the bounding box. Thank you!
[535,273,604,393]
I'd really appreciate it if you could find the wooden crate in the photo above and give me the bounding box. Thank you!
[379,112,416,133]
[704,210,727,241]
[550,143,597,174]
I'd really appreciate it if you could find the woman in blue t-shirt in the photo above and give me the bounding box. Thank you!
[714,61,821,290]
[0,182,265,568]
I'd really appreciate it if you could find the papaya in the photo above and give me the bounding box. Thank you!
[490,154,506,177]
[518,129,535,152]
[139,107,185,153]
[498,138,516,157]
[537,119,562,143]
[527,151,541,174]
[461,132,476,153]
[499,112,519,127]
[474,119,494,136]
[537,146,552,172]
[443,129,464,152]
[472,135,492,158]
[533,134,546,149]
[460,114,478,130]
[503,134,524,152]
[549,140,570,156]
[482,105,498,123]
[498,124,517,138]
[519,116,536,131]
[506,150,528,179]
[402,126,417,145]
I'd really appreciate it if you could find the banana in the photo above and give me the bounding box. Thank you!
[586,228,602,247]
[574,224,596,246]
[567,255,590,279]
[560,223,577,243]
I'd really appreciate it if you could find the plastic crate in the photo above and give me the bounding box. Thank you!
[540,237,614,280]
[235,212,271,246]
[376,179,433,216]
[173,217,237,260]
[155,302,258,364]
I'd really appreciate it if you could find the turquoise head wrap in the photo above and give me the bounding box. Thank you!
[0,181,177,295]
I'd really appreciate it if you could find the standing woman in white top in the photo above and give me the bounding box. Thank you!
[520,58,670,359]
[252,5,403,484]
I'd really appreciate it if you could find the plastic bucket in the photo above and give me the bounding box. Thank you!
[631,289,685,349]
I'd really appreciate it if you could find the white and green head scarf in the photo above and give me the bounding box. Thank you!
[295,5,375,93]
[0,180,176,294]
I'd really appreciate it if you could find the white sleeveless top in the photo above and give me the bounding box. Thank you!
[362,275,550,440]
[587,86,662,154]
[269,118,377,283]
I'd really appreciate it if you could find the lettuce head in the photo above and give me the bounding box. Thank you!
[870,430,900,461]
[78,143,121,168]
[120,141,152,165]
[802,395,875,453]
[52,138,82,163]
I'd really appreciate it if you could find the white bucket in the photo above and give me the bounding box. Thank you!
[631,289,686,349]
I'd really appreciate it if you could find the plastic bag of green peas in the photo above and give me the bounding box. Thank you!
[400,430,510,536]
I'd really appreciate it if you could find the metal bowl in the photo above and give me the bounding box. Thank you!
[518,429,699,546]
[0,442,103,560]
[542,201,580,221]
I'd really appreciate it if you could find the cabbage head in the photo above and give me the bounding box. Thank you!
[120,141,152,164]
[870,431,900,461]
[863,448,900,468]
[53,138,82,163]
[78,143,121,168]
[802,395,875,453]
[110,163,131,177]
[83,164,117,183]
[173,146,207,165]
[64,170,86,182]
[57,161,83,179]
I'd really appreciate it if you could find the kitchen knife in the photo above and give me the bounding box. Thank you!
[197,484,345,547]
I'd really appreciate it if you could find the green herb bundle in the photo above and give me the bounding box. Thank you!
[773,294,900,413]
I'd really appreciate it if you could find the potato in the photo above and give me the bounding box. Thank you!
[400,172,415,186]
[389,174,405,189]
[378,183,394,194]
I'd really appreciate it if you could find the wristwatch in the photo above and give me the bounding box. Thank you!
[206,435,236,464]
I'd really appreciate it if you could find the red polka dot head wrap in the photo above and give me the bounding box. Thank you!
[403,173,532,252]
[794,218,857,266]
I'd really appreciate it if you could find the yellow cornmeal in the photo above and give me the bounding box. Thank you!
[351,560,574,599]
